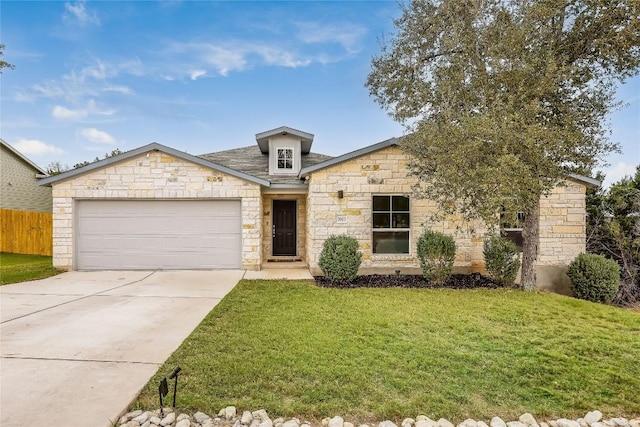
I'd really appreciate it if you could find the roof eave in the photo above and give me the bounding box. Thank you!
[566,173,601,187]
[1,138,48,175]
[255,126,314,154]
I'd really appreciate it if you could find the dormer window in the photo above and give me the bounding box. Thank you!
[277,148,294,170]
[256,126,314,176]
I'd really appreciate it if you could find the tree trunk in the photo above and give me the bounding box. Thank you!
[520,197,540,291]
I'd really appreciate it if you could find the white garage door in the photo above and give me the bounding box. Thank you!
[76,200,241,270]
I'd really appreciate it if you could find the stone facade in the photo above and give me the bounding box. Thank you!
[1,143,52,212]
[536,179,587,293]
[50,151,261,270]
[305,146,488,274]
[46,141,591,293]
[261,193,307,262]
[538,180,587,265]
[305,146,588,292]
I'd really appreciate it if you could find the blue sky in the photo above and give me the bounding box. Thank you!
[1,1,638,188]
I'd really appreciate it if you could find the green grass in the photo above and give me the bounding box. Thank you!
[134,280,640,422]
[0,252,62,284]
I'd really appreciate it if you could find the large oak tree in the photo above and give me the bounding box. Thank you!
[367,0,640,290]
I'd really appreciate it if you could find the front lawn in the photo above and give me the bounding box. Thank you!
[0,252,62,285]
[133,280,640,422]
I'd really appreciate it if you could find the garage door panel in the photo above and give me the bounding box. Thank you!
[76,200,242,270]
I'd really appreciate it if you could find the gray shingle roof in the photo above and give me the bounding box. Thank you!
[199,146,333,185]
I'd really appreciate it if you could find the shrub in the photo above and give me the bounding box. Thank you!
[318,235,362,282]
[483,234,521,286]
[417,229,456,284]
[567,253,620,304]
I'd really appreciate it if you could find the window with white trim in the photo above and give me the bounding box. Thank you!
[277,148,293,170]
[372,195,410,254]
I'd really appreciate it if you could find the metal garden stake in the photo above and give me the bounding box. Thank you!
[168,366,182,408]
[158,377,169,417]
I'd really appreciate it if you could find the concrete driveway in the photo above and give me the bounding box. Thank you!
[0,270,244,427]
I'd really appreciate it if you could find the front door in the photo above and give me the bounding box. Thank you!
[272,200,297,256]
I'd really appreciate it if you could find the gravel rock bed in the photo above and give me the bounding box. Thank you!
[117,407,640,427]
[314,273,504,289]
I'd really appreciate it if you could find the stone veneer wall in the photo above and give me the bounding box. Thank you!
[261,193,307,262]
[305,146,589,293]
[50,151,262,270]
[305,146,487,274]
[536,179,587,293]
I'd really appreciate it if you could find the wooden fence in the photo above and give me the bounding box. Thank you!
[0,209,53,256]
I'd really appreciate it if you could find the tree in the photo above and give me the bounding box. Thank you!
[367,0,640,290]
[48,148,125,171]
[73,148,124,169]
[587,166,640,306]
[0,44,15,73]
[46,161,69,176]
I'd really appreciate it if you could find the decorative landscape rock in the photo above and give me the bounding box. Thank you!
[519,414,538,427]
[242,412,254,424]
[460,419,477,427]
[161,412,176,426]
[584,414,603,426]
[330,416,345,427]
[115,408,639,427]
[491,417,507,427]
[403,418,416,427]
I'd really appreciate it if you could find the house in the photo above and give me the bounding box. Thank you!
[1,138,52,212]
[38,126,598,292]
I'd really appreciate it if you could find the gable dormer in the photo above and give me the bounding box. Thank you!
[255,126,314,176]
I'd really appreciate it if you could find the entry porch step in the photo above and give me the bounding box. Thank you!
[262,258,308,269]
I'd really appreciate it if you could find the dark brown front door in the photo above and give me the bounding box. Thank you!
[272,200,296,256]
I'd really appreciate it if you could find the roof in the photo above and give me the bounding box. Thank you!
[567,173,601,187]
[36,135,602,190]
[1,138,48,176]
[255,126,314,155]
[299,137,399,176]
[200,145,333,185]
[38,143,270,187]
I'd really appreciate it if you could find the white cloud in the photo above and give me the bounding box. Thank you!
[255,45,311,68]
[171,41,316,77]
[603,162,637,188]
[13,139,63,156]
[201,45,247,76]
[64,1,100,26]
[52,99,115,120]
[190,70,207,80]
[80,128,116,145]
[52,105,88,120]
[295,22,366,54]
[102,84,134,95]
[32,83,66,98]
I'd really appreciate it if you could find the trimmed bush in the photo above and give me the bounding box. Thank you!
[417,229,456,284]
[483,234,521,286]
[567,253,620,304]
[318,235,362,282]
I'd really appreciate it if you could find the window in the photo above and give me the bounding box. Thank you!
[277,148,293,170]
[372,195,410,254]
[500,209,525,251]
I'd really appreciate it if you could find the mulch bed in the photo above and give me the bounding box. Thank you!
[314,273,506,289]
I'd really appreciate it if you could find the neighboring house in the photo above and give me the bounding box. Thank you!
[38,126,598,292]
[1,138,52,212]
